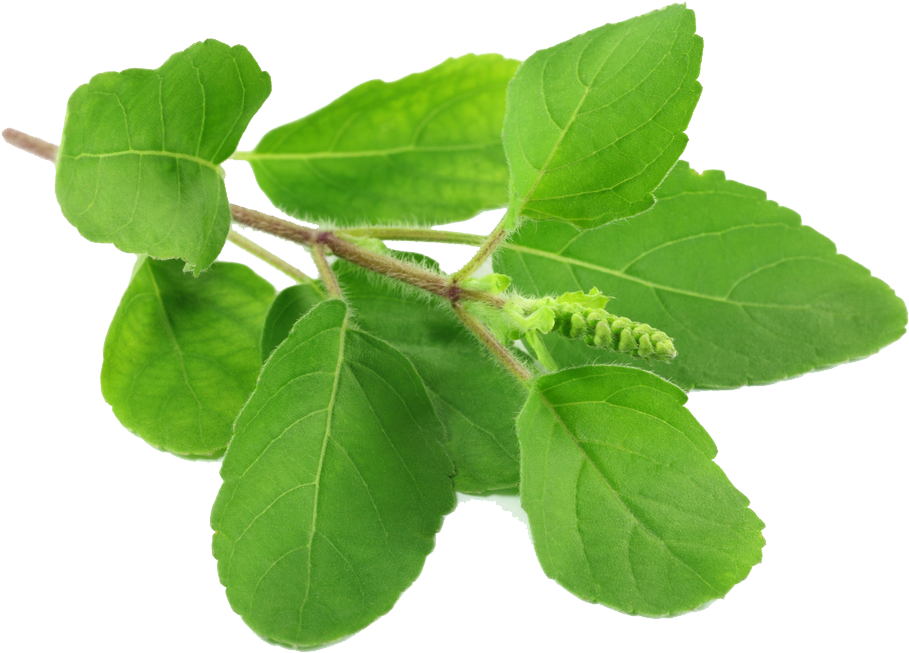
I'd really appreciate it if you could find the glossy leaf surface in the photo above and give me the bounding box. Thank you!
[518,365,764,615]
[503,3,702,229]
[260,281,326,361]
[498,162,908,388]
[56,40,271,272]
[101,257,274,456]
[212,300,454,647]
[244,55,518,226]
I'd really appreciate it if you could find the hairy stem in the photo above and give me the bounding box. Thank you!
[5,128,530,380]
[310,244,343,299]
[229,205,505,308]
[452,210,514,282]
[229,204,318,245]
[335,227,485,246]
[226,230,324,292]
[453,304,534,383]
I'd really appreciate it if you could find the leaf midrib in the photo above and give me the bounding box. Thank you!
[64,150,221,172]
[238,141,501,162]
[535,387,722,596]
[510,17,660,220]
[505,243,831,310]
[144,262,205,449]
[296,309,348,638]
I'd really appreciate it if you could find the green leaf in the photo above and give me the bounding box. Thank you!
[241,54,519,226]
[518,365,764,616]
[503,3,702,229]
[101,257,275,456]
[55,40,271,273]
[211,300,454,647]
[497,162,908,389]
[335,259,526,493]
[260,282,326,362]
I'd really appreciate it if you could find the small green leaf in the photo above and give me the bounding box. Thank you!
[556,288,610,309]
[497,162,908,388]
[56,40,271,273]
[101,257,275,456]
[211,300,454,648]
[518,365,764,616]
[260,282,326,362]
[266,256,526,494]
[242,54,519,226]
[504,3,702,228]
[461,272,512,294]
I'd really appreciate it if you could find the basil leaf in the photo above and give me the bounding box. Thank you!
[260,282,326,362]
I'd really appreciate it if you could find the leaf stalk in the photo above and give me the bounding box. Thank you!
[226,230,324,292]
[452,209,515,282]
[334,227,485,246]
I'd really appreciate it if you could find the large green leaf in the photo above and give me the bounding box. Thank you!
[56,40,271,273]
[101,257,274,456]
[260,281,326,362]
[518,365,764,616]
[335,260,526,494]
[262,257,526,494]
[497,162,908,389]
[503,3,702,229]
[211,300,454,648]
[240,54,518,226]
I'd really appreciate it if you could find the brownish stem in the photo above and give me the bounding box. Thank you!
[229,204,505,308]
[5,128,528,381]
[2,128,58,162]
[229,204,317,245]
[310,244,343,299]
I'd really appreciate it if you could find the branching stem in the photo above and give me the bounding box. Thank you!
[229,204,505,308]
[5,128,531,381]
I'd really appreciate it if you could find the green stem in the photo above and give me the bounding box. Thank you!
[524,329,558,371]
[453,304,534,383]
[452,210,515,283]
[335,227,485,246]
[227,230,325,294]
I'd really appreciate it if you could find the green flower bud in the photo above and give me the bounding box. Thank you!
[593,321,614,348]
[503,288,678,364]
[655,339,677,359]
[618,328,637,353]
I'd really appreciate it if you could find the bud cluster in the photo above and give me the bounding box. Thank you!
[472,284,678,367]
[549,303,677,362]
